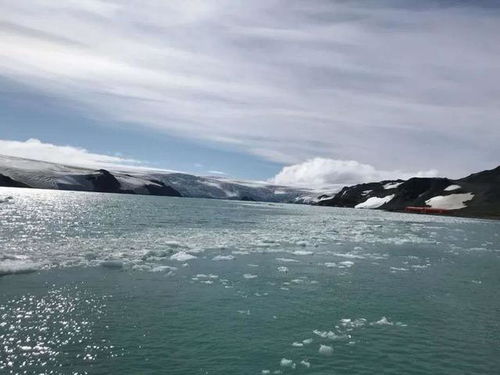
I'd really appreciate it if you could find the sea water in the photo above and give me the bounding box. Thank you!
[0,187,499,374]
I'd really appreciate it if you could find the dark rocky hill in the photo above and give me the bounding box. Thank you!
[317,166,500,219]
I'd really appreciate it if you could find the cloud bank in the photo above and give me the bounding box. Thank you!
[0,1,499,176]
[0,138,141,169]
[270,158,438,189]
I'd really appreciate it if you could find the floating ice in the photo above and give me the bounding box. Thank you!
[150,265,177,273]
[340,318,367,328]
[338,261,354,268]
[318,344,334,356]
[276,258,299,263]
[280,358,295,368]
[300,360,311,368]
[170,252,197,261]
[0,260,40,276]
[292,342,304,347]
[243,273,258,279]
[390,267,408,272]
[212,255,235,261]
[262,370,270,374]
[371,316,393,326]
[277,266,288,273]
[302,338,313,345]
[293,250,313,255]
[324,262,337,268]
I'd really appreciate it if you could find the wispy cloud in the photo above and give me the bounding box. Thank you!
[207,170,227,176]
[0,1,499,175]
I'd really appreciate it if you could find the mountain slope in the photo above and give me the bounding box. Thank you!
[317,166,500,218]
[0,155,314,203]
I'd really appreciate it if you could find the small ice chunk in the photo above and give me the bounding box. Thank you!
[0,260,40,276]
[212,255,235,261]
[302,338,313,345]
[372,316,393,326]
[293,250,313,255]
[150,265,177,272]
[300,360,311,368]
[292,342,304,347]
[276,258,299,263]
[339,261,354,268]
[324,262,337,268]
[277,266,288,273]
[280,358,295,368]
[318,344,334,356]
[170,252,197,261]
[243,273,258,279]
[262,370,271,375]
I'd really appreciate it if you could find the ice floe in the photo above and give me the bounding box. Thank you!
[243,273,258,279]
[170,252,197,261]
[318,344,334,356]
[280,358,295,368]
[300,360,311,368]
[212,255,235,261]
[0,260,40,276]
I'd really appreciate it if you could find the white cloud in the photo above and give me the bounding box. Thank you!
[0,1,499,176]
[270,158,438,189]
[0,138,141,169]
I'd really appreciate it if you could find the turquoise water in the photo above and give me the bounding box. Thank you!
[0,187,499,374]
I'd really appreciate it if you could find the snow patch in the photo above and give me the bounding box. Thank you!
[355,194,395,209]
[425,193,474,210]
[383,182,403,189]
[444,184,461,192]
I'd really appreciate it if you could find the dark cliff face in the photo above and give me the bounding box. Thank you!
[383,178,450,209]
[316,166,500,218]
[25,169,182,198]
[86,169,123,193]
[145,179,182,197]
[0,174,31,188]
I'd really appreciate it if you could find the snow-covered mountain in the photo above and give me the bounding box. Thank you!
[0,155,318,203]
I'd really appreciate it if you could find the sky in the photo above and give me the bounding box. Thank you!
[0,0,499,188]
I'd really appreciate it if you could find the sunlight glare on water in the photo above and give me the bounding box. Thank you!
[0,187,499,374]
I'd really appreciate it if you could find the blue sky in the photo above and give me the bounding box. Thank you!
[0,0,499,187]
[0,77,281,179]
